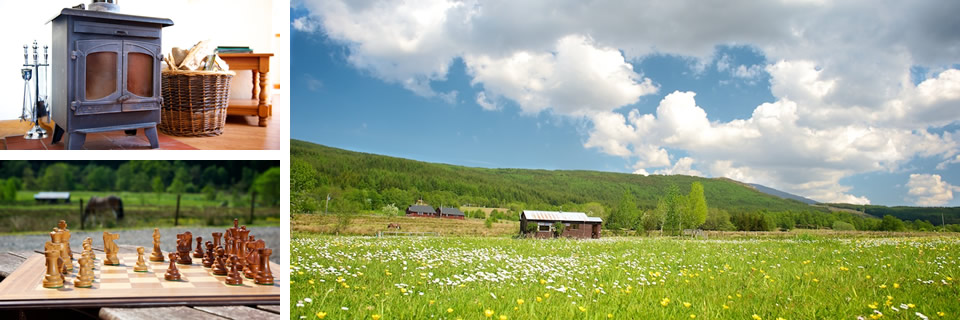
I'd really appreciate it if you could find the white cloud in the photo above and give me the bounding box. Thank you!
[583,91,958,204]
[653,157,703,176]
[291,16,320,32]
[475,91,498,111]
[907,174,958,206]
[466,35,658,116]
[296,0,960,204]
[304,74,323,91]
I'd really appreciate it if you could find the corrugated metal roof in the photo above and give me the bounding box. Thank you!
[34,192,70,199]
[521,210,602,223]
[407,205,435,213]
[439,207,464,216]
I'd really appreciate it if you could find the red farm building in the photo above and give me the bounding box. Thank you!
[405,204,465,219]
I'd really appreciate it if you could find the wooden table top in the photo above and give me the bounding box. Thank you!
[0,245,280,319]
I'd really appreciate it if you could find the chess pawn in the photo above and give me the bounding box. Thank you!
[202,241,215,268]
[255,248,274,285]
[192,236,204,258]
[82,237,95,262]
[42,245,63,288]
[164,253,181,281]
[225,256,243,285]
[150,228,164,262]
[134,246,149,272]
[74,255,93,288]
[103,231,120,265]
[212,247,228,276]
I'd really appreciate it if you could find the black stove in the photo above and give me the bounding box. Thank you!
[49,8,173,149]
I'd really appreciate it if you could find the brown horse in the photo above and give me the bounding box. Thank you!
[387,223,401,230]
[83,196,124,228]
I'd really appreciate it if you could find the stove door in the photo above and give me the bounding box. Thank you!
[122,41,162,112]
[76,40,123,115]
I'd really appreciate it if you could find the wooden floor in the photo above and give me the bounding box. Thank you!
[0,115,280,150]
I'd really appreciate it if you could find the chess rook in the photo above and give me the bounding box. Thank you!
[255,248,273,285]
[42,244,63,288]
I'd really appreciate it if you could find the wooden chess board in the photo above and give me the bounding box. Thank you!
[0,253,282,308]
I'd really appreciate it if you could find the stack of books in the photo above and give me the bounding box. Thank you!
[216,46,253,54]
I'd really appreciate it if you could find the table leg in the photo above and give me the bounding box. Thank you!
[258,71,269,127]
[251,70,258,100]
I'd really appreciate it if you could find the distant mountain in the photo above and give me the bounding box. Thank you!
[748,183,819,205]
[292,139,826,214]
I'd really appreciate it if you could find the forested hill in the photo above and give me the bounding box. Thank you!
[827,203,960,225]
[291,139,823,214]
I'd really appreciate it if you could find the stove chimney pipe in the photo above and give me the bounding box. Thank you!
[88,0,119,12]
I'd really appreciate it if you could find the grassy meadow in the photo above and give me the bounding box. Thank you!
[0,191,280,234]
[292,234,959,320]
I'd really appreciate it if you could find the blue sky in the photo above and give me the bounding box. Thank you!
[290,1,960,206]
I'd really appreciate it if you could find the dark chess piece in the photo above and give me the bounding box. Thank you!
[212,247,228,275]
[244,240,262,279]
[165,252,182,281]
[192,236,204,258]
[255,248,274,285]
[212,232,222,249]
[225,256,243,285]
[176,232,193,265]
[202,241,215,268]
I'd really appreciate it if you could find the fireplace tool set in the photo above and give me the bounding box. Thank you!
[20,41,51,140]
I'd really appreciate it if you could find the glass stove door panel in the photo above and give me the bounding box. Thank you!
[122,41,161,110]
[76,40,122,108]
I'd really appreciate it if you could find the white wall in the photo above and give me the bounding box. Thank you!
[0,0,287,120]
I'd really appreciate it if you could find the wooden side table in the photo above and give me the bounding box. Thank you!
[219,53,274,127]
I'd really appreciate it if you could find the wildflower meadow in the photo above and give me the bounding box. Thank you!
[292,235,958,319]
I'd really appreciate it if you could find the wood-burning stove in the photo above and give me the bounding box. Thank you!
[49,8,173,149]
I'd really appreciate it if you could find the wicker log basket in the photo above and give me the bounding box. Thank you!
[159,69,235,136]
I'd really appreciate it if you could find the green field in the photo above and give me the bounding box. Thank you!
[291,234,959,320]
[0,191,279,234]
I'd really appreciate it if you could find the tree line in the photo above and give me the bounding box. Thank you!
[0,160,281,206]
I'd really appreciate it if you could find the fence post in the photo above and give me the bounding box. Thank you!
[79,199,84,230]
[249,191,256,225]
[174,194,181,226]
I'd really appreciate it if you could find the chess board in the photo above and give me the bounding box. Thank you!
[0,253,282,308]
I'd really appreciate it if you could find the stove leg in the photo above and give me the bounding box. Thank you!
[144,126,159,148]
[124,129,138,136]
[51,125,65,144]
[67,132,86,150]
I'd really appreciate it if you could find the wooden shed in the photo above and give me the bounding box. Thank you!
[520,210,602,239]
